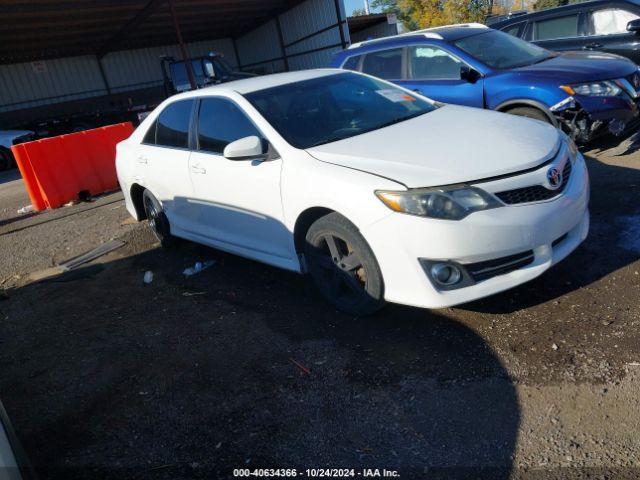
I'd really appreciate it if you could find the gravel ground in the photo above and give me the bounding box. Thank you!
[0,140,639,479]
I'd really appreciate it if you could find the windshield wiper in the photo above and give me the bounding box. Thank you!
[376,111,427,130]
[307,136,350,148]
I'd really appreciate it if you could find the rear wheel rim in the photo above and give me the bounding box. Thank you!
[144,196,162,240]
[309,233,368,306]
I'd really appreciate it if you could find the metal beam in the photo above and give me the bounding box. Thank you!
[168,0,197,90]
[96,56,112,96]
[275,15,289,72]
[333,0,348,49]
[97,0,165,59]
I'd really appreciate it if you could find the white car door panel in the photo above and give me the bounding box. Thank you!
[138,99,199,233]
[187,97,292,261]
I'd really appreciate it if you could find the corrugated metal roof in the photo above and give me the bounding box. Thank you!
[0,0,305,64]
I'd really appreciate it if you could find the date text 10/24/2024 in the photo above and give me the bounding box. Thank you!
[233,468,401,478]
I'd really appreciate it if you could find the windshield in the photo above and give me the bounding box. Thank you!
[454,30,553,69]
[244,72,436,149]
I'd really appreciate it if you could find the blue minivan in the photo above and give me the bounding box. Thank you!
[331,23,640,142]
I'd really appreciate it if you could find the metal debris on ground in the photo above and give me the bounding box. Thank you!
[183,261,216,277]
[25,240,125,283]
[143,271,154,284]
[60,240,125,271]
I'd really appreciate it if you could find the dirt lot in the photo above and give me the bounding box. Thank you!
[0,140,639,479]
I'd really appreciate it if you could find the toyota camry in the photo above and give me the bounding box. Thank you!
[116,69,590,315]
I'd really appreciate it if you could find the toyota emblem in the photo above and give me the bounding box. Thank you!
[547,167,563,190]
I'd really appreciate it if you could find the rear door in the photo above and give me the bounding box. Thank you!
[136,99,198,233]
[585,6,640,63]
[531,11,589,51]
[400,45,484,108]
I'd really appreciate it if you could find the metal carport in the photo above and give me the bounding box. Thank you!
[0,0,350,130]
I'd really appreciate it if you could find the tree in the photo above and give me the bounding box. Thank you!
[351,8,369,16]
[370,0,420,30]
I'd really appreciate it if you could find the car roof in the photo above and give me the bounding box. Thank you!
[347,23,490,50]
[491,0,640,26]
[173,69,346,98]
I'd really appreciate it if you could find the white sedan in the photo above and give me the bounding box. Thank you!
[116,69,589,315]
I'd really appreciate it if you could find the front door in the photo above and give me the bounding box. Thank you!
[399,45,485,108]
[187,96,292,264]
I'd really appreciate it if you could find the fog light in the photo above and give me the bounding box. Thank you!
[430,263,462,286]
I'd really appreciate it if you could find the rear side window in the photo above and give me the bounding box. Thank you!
[409,46,462,80]
[342,55,361,70]
[535,15,579,40]
[592,8,639,35]
[361,48,403,79]
[502,22,524,37]
[154,100,194,148]
[197,97,261,154]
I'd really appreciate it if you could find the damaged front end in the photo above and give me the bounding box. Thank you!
[550,95,638,143]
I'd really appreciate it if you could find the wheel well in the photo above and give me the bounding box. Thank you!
[498,102,556,125]
[130,184,147,220]
[293,207,334,255]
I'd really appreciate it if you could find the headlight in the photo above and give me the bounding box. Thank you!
[375,186,501,220]
[560,81,621,97]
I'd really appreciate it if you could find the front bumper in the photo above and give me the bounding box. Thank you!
[552,93,639,142]
[361,153,590,309]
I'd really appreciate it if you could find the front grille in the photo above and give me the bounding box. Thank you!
[495,160,572,205]
[464,250,535,283]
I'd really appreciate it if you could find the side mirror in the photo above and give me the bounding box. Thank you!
[223,136,268,161]
[460,65,480,84]
[627,19,640,33]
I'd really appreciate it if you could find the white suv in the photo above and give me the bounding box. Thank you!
[117,69,589,315]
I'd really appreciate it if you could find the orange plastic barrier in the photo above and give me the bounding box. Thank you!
[11,122,134,211]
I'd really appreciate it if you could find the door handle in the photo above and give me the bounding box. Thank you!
[137,155,148,164]
[584,42,603,50]
[191,165,206,174]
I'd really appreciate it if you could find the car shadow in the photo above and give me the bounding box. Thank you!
[0,237,520,479]
[461,151,640,314]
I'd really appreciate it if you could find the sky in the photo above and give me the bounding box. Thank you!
[344,0,381,15]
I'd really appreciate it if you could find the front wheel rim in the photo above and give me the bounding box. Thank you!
[310,233,368,305]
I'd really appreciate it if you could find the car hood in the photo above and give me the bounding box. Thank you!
[305,105,561,188]
[513,51,637,82]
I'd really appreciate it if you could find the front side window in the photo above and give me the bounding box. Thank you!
[592,8,639,35]
[154,100,194,148]
[409,46,462,80]
[454,30,553,69]
[361,48,403,79]
[197,97,261,154]
[244,72,435,149]
[535,14,580,40]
